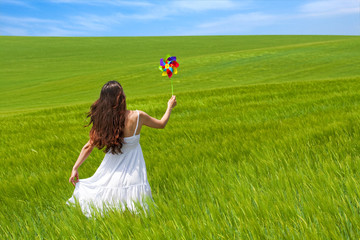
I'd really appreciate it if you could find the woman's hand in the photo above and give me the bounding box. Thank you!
[168,95,177,109]
[69,169,79,187]
[69,140,94,185]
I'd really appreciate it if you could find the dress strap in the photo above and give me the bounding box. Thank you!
[133,110,139,136]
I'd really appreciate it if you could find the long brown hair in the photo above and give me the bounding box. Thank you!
[86,81,127,154]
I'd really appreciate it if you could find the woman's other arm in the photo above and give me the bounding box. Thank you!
[140,95,177,129]
[69,139,95,186]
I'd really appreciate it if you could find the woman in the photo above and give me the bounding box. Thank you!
[67,80,177,217]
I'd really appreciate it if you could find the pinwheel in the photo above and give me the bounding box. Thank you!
[159,54,179,95]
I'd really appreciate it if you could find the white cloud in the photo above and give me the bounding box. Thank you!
[70,14,120,31]
[198,12,277,29]
[299,0,359,17]
[188,11,280,35]
[0,0,249,36]
[44,26,87,36]
[49,0,153,7]
[0,26,28,36]
[1,0,358,36]
[186,0,360,35]
[49,0,243,11]
[0,15,88,36]
[0,15,61,26]
[53,0,247,21]
[0,0,35,8]
[64,0,248,31]
[175,0,239,12]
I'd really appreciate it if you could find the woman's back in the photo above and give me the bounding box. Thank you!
[123,110,141,138]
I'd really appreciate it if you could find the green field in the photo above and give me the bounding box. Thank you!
[1,35,360,239]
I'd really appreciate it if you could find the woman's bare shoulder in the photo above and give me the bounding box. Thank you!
[137,110,145,115]
[137,110,150,124]
[125,110,138,122]
[130,110,139,115]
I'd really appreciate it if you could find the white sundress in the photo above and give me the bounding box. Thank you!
[66,110,153,218]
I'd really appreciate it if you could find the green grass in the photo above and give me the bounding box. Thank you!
[1,35,359,113]
[1,35,360,239]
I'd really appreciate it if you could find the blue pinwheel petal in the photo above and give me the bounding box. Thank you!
[169,56,176,61]
[160,58,165,66]
[169,67,173,72]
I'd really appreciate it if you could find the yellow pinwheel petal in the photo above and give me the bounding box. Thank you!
[162,71,167,76]
[173,67,177,74]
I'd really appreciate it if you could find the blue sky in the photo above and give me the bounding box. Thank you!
[0,0,359,36]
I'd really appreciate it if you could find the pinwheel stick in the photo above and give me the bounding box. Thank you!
[171,78,174,95]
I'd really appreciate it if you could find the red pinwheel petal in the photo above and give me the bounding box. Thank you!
[167,69,173,78]
[162,66,165,69]
[173,61,179,68]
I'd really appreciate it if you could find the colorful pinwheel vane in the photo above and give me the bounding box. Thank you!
[159,54,179,78]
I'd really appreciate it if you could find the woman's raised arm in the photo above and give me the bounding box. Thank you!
[140,95,177,129]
